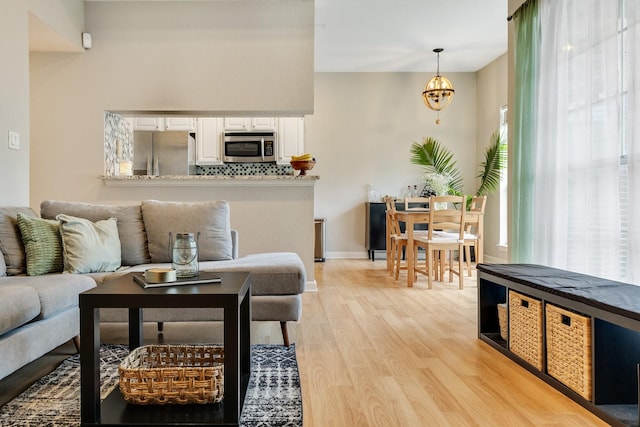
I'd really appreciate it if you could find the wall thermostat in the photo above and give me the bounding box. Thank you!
[82,32,92,49]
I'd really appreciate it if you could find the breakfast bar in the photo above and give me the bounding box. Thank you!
[97,174,319,290]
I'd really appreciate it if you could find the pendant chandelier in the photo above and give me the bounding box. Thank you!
[422,48,455,124]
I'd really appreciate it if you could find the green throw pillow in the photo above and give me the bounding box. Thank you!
[56,214,122,274]
[16,213,63,276]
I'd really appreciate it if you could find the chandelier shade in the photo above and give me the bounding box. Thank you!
[422,75,455,111]
[422,48,455,116]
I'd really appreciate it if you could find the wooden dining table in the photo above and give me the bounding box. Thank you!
[392,209,483,287]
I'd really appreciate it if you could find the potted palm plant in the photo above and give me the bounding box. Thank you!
[409,131,506,205]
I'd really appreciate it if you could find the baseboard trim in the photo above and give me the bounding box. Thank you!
[305,280,318,292]
[324,251,508,264]
[327,251,373,259]
[482,255,506,263]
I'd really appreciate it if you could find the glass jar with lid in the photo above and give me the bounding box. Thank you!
[170,232,199,278]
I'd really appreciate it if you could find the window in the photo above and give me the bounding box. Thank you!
[499,105,508,247]
[517,0,640,283]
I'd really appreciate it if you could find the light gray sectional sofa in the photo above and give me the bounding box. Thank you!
[0,200,306,381]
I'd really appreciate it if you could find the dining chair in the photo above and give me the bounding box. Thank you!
[383,197,409,278]
[412,195,466,289]
[462,195,487,276]
[404,196,430,211]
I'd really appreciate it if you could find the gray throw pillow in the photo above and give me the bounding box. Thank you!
[0,247,6,277]
[57,214,122,274]
[141,200,233,263]
[40,200,150,266]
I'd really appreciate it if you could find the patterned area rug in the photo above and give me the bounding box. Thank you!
[0,344,302,427]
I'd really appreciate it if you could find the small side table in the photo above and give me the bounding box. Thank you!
[79,271,251,426]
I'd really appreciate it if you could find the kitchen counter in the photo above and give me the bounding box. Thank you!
[98,173,318,290]
[101,174,319,187]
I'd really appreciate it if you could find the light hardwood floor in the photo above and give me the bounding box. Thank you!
[293,259,607,427]
[0,259,609,425]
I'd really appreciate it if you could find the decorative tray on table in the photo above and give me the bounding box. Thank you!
[133,270,222,289]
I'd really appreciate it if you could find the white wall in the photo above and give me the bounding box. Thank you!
[476,53,508,262]
[0,0,84,206]
[306,72,478,258]
[28,0,85,52]
[0,1,30,206]
[85,0,313,115]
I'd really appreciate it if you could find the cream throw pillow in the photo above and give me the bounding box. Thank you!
[56,214,121,274]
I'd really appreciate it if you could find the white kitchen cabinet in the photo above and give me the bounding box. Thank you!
[164,117,196,131]
[130,117,196,131]
[223,117,276,131]
[250,117,276,130]
[277,117,305,164]
[131,117,164,131]
[223,117,249,130]
[196,118,223,165]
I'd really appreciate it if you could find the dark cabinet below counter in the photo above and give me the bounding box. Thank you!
[365,202,427,261]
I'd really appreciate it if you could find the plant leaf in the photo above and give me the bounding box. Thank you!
[476,130,507,196]
[410,137,463,194]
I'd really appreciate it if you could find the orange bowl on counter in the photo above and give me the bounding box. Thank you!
[290,160,316,176]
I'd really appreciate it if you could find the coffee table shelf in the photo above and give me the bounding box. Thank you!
[97,373,250,426]
[79,271,251,427]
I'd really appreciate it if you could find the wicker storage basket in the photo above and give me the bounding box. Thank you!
[118,344,224,405]
[508,291,543,370]
[497,303,508,341]
[545,304,592,401]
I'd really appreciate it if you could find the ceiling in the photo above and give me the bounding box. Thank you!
[31,1,509,73]
[315,0,508,72]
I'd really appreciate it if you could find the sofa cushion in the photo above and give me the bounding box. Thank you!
[40,201,150,266]
[57,214,121,274]
[0,249,5,277]
[16,213,63,276]
[0,275,96,319]
[0,285,40,336]
[141,200,233,263]
[198,252,306,295]
[0,207,38,275]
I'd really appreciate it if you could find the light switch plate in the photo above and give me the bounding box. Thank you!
[8,131,20,150]
[82,32,92,49]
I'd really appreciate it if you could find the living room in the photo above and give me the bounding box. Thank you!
[2,0,508,265]
[2,0,639,426]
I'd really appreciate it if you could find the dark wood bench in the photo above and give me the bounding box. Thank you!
[478,263,640,427]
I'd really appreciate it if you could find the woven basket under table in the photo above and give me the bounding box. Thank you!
[497,303,508,341]
[118,344,224,405]
[508,290,543,371]
[545,303,592,401]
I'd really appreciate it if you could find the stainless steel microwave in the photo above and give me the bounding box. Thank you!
[223,131,277,163]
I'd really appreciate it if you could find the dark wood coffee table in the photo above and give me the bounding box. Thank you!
[79,271,251,426]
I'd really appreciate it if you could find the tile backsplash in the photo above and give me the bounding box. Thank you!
[196,163,293,176]
[104,112,134,176]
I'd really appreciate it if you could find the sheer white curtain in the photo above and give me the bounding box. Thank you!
[531,0,640,284]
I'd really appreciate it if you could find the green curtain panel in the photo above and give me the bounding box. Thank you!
[510,0,539,263]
